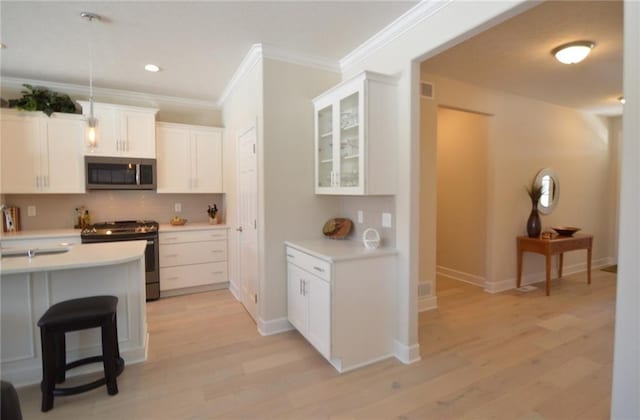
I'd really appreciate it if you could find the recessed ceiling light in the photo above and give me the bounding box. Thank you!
[144,64,160,72]
[551,41,595,64]
[618,96,626,105]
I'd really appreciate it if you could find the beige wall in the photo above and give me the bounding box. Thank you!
[3,192,222,230]
[420,73,617,291]
[261,58,339,321]
[220,57,264,297]
[436,107,488,283]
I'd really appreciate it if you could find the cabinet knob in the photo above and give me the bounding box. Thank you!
[236,226,243,232]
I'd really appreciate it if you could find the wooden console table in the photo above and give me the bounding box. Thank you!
[517,234,593,296]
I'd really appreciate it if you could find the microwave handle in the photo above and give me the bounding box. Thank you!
[135,164,141,185]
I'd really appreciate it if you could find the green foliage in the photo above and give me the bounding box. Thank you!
[526,177,543,202]
[8,84,77,117]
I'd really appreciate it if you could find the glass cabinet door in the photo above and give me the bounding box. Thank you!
[338,92,360,188]
[317,105,334,188]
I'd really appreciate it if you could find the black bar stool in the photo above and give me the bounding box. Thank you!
[37,295,125,412]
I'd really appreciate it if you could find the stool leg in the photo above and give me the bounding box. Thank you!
[101,317,119,395]
[40,328,56,412]
[54,332,66,384]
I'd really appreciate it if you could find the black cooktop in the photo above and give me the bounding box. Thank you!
[81,220,159,237]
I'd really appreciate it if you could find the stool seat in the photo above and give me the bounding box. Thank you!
[37,295,123,412]
[38,296,118,328]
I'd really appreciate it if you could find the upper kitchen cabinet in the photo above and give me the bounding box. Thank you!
[78,101,158,158]
[156,122,223,193]
[313,71,397,195]
[1,110,86,194]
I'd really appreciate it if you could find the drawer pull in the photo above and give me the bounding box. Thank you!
[164,236,178,240]
[211,250,224,253]
[287,254,295,258]
[313,266,325,273]
[166,276,179,280]
[212,271,224,275]
[163,254,178,257]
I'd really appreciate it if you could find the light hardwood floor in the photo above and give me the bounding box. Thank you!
[16,270,616,419]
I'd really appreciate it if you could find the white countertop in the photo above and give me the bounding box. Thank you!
[158,222,229,232]
[285,239,397,262]
[0,228,80,242]
[1,241,146,275]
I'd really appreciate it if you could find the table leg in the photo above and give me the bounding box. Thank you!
[545,254,552,296]
[558,253,564,278]
[517,246,523,288]
[587,246,592,285]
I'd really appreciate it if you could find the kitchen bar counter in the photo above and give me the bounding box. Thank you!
[0,228,80,241]
[284,238,397,262]
[1,241,148,386]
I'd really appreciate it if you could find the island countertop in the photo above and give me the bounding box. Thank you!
[1,241,146,275]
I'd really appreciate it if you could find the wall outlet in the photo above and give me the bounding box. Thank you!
[382,212,392,228]
[357,210,364,224]
[174,203,182,213]
[27,206,36,217]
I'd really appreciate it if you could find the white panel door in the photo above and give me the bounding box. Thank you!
[156,125,191,193]
[0,115,41,193]
[192,129,222,193]
[237,125,258,321]
[45,117,86,193]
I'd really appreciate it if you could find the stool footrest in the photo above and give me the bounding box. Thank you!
[47,357,124,397]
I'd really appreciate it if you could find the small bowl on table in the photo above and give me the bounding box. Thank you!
[170,218,188,226]
[552,226,581,237]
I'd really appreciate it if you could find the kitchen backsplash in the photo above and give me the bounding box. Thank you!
[337,196,396,248]
[2,191,224,231]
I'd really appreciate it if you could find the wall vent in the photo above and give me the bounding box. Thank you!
[420,81,434,99]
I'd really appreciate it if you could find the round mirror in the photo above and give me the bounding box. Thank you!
[534,168,559,214]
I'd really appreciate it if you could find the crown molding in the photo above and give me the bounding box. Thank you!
[339,0,453,73]
[216,43,340,108]
[0,76,219,109]
[216,44,264,107]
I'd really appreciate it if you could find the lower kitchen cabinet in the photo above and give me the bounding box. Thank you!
[285,241,397,372]
[159,226,228,296]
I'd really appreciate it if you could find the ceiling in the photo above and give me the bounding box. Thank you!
[0,1,416,103]
[421,0,623,115]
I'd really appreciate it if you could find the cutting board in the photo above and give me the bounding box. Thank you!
[322,218,353,239]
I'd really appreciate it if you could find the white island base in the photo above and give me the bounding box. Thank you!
[1,241,148,387]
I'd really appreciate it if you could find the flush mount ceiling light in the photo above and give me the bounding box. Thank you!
[618,96,626,104]
[144,64,160,72]
[81,11,101,149]
[0,43,5,49]
[551,41,595,64]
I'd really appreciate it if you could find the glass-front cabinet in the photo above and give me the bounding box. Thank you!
[313,71,397,195]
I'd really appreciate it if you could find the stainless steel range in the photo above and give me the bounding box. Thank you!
[81,220,160,301]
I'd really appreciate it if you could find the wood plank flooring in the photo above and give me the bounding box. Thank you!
[16,270,616,419]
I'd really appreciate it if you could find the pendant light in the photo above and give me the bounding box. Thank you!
[81,12,101,149]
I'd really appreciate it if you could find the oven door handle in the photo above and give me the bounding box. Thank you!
[146,240,155,245]
[136,164,141,185]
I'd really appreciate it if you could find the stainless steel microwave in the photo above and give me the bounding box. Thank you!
[85,156,156,190]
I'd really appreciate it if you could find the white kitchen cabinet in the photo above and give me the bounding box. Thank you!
[0,110,85,194]
[156,122,223,193]
[159,227,228,295]
[78,101,158,158]
[285,240,397,372]
[313,71,397,195]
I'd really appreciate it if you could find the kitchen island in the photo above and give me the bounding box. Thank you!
[0,241,148,386]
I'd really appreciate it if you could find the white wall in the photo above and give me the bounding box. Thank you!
[436,107,488,284]
[421,74,616,292]
[220,57,264,299]
[611,1,640,417]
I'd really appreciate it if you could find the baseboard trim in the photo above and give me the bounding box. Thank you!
[437,265,485,287]
[484,256,614,294]
[393,339,421,364]
[257,316,294,336]
[228,280,241,301]
[331,353,394,373]
[418,295,438,312]
[160,282,229,298]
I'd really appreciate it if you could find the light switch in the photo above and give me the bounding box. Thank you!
[357,210,364,224]
[27,206,36,217]
[174,203,182,213]
[382,212,392,228]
